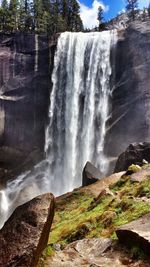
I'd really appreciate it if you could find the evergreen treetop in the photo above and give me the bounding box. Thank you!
[126,0,138,20]
[0,0,83,34]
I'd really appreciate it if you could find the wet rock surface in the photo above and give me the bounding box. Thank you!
[0,33,55,167]
[114,142,150,172]
[82,161,102,187]
[0,146,45,188]
[105,21,150,168]
[0,193,55,267]
[116,213,150,255]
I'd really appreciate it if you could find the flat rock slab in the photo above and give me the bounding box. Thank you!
[0,193,55,267]
[82,171,125,198]
[131,167,150,182]
[116,213,150,255]
[45,238,150,267]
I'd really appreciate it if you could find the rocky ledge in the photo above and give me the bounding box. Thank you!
[0,143,149,267]
[116,213,150,255]
[46,238,150,267]
[41,160,150,266]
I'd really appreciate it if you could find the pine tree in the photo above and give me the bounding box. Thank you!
[142,8,147,21]
[0,0,9,32]
[0,0,83,34]
[66,0,83,31]
[32,0,46,32]
[97,6,105,31]
[126,0,138,20]
[9,0,19,32]
[62,0,67,18]
[19,0,32,31]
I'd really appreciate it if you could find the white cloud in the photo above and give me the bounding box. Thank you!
[79,0,109,29]
[118,8,125,15]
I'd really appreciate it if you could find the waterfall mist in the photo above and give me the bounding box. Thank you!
[0,31,117,229]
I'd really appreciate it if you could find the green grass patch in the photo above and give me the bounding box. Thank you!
[47,176,150,249]
[45,165,150,256]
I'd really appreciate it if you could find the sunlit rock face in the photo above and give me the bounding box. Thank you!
[0,33,52,155]
[105,21,150,166]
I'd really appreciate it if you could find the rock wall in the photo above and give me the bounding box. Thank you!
[105,21,150,166]
[0,33,54,158]
[0,23,150,174]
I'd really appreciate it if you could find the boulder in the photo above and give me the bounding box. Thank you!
[114,142,150,172]
[46,238,113,267]
[131,167,150,182]
[82,162,102,187]
[116,213,150,255]
[0,193,55,267]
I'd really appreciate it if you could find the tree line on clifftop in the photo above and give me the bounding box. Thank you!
[0,0,150,35]
[0,0,83,34]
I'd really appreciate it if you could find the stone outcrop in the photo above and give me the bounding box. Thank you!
[105,21,150,172]
[1,22,150,178]
[114,142,150,172]
[46,238,150,267]
[44,167,150,267]
[0,33,55,171]
[0,193,55,267]
[80,171,125,198]
[82,161,102,187]
[131,166,150,182]
[116,213,150,255]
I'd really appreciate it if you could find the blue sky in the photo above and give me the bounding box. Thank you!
[79,0,150,28]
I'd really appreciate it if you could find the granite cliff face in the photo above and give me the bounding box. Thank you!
[0,33,55,169]
[0,21,150,178]
[105,21,150,164]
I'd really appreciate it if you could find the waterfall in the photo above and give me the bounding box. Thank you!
[45,31,117,194]
[0,30,117,229]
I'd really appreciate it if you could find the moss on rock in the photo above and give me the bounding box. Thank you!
[47,173,150,251]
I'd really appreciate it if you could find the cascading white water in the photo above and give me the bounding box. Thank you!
[45,31,117,194]
[0,30,117,229]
